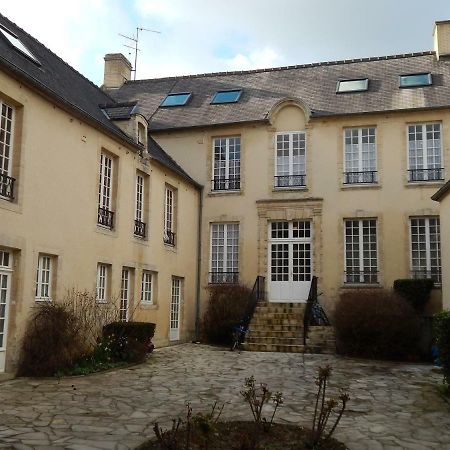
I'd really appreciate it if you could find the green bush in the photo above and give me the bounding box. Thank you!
[434,311,450,385]
[103,321,156,363]
[202,284,252,345]
[335,289,421,360]
[393,279,434,314]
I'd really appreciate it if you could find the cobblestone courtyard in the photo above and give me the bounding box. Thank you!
[0,344,449,450]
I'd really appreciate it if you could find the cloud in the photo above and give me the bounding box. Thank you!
[225,47,282,71]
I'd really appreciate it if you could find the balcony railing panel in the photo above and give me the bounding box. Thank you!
[344,269,379,285]
[408,168,444,182]
[98,207,114,229]
[0,173,15,200]
[209,271,239,284]
[211,177,240,191]
[134,219,146,238]
[163,230,176,246]
[343,170,377,184]
[411,269,441,284]
[274,174,306,188]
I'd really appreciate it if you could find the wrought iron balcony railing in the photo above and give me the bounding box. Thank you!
[211,177,240,191]
[97,207,114,229]
[408,168,444,182]
[411,269,441,284]
[344,269,379,285]
[163,230,176,246]
[0,173,15,200]
[134,219,146,238]
[343,170,377,184]
[274,174,306,188]
[209,271,239,284]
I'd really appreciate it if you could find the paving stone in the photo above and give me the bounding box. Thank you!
[0,344,448,449]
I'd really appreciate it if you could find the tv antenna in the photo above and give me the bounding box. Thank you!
[119,27,161,80]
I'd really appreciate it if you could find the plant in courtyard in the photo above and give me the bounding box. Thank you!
[191,401,225,449]
[433,310,450,387]
[334,289,421,360]
[153,419,183,450]
[309,365,350,448]
[202,284,252,345]
[393,279,434,314]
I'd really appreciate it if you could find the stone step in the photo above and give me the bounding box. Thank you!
[249,329,300,338]
[246,336,304,346]
[249,324,303,332]
[255,304,306,313]
[251,318,303,326]
[243,342,306,353]
[251,312,304,320]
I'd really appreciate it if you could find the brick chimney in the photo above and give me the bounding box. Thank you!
[433,20,450,60]
[103,53,132,89]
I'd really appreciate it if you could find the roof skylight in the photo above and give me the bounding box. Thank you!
[211,89,242,104]
[399,73,432,88]
[160,93,192,107]
[336,79,369,93]
[0,25,40,64]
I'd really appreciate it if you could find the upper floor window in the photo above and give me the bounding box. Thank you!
[209,223,239,284]
[98,153,114,229]
[96,263,110,303]
[211,90,242,104]
[400,73,432,88]
[344,219,378,284]
[164,186,176,246]
[160,93,191,107]
[274,132,306,188]
[343,127,377,184]
[212,137,241,191]
[408,124,443,182]
[410,217,441,284]
[134,173,146,238]
[35,254,53,301]
[336,78,369,93]
[0,101,15,201]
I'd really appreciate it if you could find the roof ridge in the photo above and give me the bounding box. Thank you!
[124,51,435,84]
[0,13,117,104]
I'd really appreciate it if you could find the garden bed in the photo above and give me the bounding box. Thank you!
[138,421,347,450]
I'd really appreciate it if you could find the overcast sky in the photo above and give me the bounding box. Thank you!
[2,0,450,85]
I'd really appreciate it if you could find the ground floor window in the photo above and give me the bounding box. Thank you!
[96,263,110,303]
[35,254,53,301]
[209,223,239,283]
[0,250,12,351]
[410,217,441,283]
[141,270,153,304]
[120,268,131,321]
[344,219,378,284]
[170,277,182,341]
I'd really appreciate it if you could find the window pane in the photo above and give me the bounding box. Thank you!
[211,90,242,104]
[160,93,191,107]
[337,79,369,93]
[400,73,432,87]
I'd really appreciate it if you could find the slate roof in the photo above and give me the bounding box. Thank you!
[0,14,200,188]
[109,52,450,131]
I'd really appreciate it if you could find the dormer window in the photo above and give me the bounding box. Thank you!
[160,93,192,107]
[211,90,242,104]
[137,122,147,147]
[336,79,369,93]
[399,73,432,88]
[0,24,40,65]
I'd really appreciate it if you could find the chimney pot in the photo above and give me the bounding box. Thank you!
[103,53,132,89]
[433,20,450,60]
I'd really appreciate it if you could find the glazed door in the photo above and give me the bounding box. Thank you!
[169,278,182,341]
[0,250,12,372]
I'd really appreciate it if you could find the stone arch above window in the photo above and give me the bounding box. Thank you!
[268,98,311,130]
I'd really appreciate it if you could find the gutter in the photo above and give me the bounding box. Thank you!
[194,186,204,341]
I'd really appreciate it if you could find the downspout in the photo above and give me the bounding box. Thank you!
[194,186,204,341]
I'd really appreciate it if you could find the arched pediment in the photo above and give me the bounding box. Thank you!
[268,98,311,127]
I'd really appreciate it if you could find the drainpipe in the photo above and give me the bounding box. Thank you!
[194,186,204,341]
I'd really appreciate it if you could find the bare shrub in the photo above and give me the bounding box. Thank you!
[202,284,252,345]
[335,289,421,360]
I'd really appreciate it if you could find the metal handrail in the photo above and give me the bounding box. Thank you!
[0,173,15,200]
[243,275,265,329]
[98,207,114,229]
[343,170,377,184]
[408,168,444,182]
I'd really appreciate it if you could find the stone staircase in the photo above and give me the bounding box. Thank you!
[243,301,335,353]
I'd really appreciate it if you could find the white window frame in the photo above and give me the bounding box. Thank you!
[343,127,377,184]
[0,101,15,200]
[120,268,130,321]
[274,131,306,188]
[170,277,182,341]
[407,123,443,182]
[98,153,113,211]
[135,174,144,222]
[212,136,241,191]
[209,223,239,283]
[0,249,13,352]
[141,270,153,304]
[96,263,109,304]
[344,219,379,284]
[35,254,53,301]
[409,217,441,284]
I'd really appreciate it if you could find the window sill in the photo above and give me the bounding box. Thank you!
[340,283,381,289]
[405,181,445,188]
[340,183,380,190]
[208,190,242,197]
[35,298,52,302]
[273,186,308,192]
[96,300,108,304]
[0,198,21,213]
[96,226,117,237]
[140,303,158,310]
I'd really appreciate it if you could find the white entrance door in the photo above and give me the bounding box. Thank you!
[268,221,312,302]
[169,278,181,341]
[0,250,12,372]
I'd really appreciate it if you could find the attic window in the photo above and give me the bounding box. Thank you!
[160,93,191,107]
[336,79,369,93]
[0,25,40,64]
[399,73,432,88]
[211,90,242,104]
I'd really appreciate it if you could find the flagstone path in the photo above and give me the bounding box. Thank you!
[0,344,449,449]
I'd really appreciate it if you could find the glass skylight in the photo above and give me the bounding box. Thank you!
[336,79,369,93]
[0,25,40,64]
[211,90,242,104]
[160,93,192,107]
[399,73,432,88]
